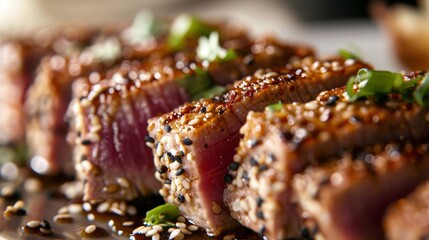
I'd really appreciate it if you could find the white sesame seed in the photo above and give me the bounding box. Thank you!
[117,178,131,188]
[82,202,92,212]
[108,220,115,227]
[176,222,186,229]
[53,213,73,223]
[161,136,168,145]
[1,185,15,197]
[87,213,95,221]
[133,226,150,234]
[26,220,40,228]
[119,201,127,212]
[80,160,94,173]
[184,193,191,203]
[111,207,125,216]
[180,228,192,235]
[85,225,97,234]
[97,201,110,213]
[152,233,160,240]
[68,204,83,214]
[170,161,180,170]
[181,179,190,190]
[127,205,137,216]
[146,228,158,237]
[175,135,181,145]
[169,228,181,239]
[186,153,194,161]
[13,200,24,209]
[122,221,134,227]
[188,118,200,126]
[187,225,199,231]
[177,216,186,223]
[153,225,163,232]
[57,206,68,214]
[156,143,164,157]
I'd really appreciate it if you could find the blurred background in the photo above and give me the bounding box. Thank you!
[0,0,423,70]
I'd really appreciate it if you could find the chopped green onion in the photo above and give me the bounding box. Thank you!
[346,68,402,101]
[192,85,226,100]
[86,37,121,63]
[167,14,212,50]
[144,204,179,226]
[339,49,359,59]
[413,73,429,107]
[267,101,283,112]
[122,10,166,45]
[176,67,213,98]
[197,32,237,62]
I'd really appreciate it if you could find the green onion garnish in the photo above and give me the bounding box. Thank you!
[122,10,166,45]
[339,49,359,59]
[197,32,236,63]
[176,67,213,99]
[267,101,283,112]
[413,73,429,107]
[87,37,121,63]
[167,14,212,50]
[346,68,403,101]
[347,68,429,108]
[144,204,180,226]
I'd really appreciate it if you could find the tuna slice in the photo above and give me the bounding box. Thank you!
[225,83,429,239]
[384,177,429,240]
[0,25,96,148]
[73,59,189,201]
[293,143,429,240]
[147,57,370,236]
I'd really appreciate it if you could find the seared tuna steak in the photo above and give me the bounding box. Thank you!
[293,143,429,240]
[384,177,429,240]
[73,58,187,201]
[225,84,429,239]
[148,58,369,236]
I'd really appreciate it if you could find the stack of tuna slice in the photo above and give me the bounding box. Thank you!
[147,57,370,235]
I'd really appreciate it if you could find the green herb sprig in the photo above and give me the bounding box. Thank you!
[167,14,213,50]
[346,68,429,107]
[197,32,236,63]
[144,204,180,226]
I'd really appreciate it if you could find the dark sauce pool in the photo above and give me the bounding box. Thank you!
[0,168,260,240]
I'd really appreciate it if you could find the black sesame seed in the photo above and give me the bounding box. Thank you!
[158,166,168,174]
[41,219,51,230]
[282,131,294,141]
[326,95,339,106]
[179,151,185,156]
[164,125,172,133]
[176,168,184,176]
[182,138,193,145]
[259,226,266,236]
[250,157,259,166]
[164,179,172,185]
[174,155,182,163]
[256,197,263,207]
[144,135,155,143]
[258,165,268,172]
[166,152,174,161]
[228,162,239,171]
[248,139,260,148]
[300,226,310,239]
[15,208,26,216]
[200,106,207,113]
[81,139,92,145]
[242,171,250,181]
[224,173,233,183]
[256,211,264,219]
[177,194,185,203]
